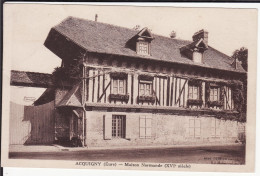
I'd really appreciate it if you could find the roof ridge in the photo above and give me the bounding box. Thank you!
[64,16,192,43]
[11,70,52,75]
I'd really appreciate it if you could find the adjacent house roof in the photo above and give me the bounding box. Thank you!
[47,16,246,73]
[10,70,53,88]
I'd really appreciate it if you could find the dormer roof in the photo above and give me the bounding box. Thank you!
[180,38,208,53]
[136,27,154,40]
[44,16,246,73]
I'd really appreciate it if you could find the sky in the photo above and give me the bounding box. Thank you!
[4,3,257,74]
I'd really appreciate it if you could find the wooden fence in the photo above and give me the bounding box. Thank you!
[9,101,55,145]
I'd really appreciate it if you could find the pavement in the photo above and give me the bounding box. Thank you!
[9,142,244,153]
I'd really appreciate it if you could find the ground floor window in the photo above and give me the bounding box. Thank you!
[139,116,152,139]
[189,118,201,137]
[211,118,221,137]
[112,115,126,138]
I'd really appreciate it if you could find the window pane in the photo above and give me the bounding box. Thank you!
[195,119,200,128]
[139,42,149,54]
[140,83,145,95]
[140,118,146,127]
[193,93,198,100]
[146,118,152,128]
[113,88,118,94]
[113,79,118,87]
[119,80,124,88]
[195,128,200,137]
[112,115,126,138]
[146,128,152,138]
[189,128,194,137]
[119,87,124,94]
[140,128,146,138]
[113,80,118,94]
[189,119,194,128]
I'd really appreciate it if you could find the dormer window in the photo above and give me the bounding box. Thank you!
[137,41,150,55]
[126,27,154,56]
[180,29,208,64]
[193,49,203,63]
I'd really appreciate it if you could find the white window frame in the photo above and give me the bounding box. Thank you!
[112,78,126,95]
[210,87,220,101]
[139,80,153,96]
[189,118,201,138]
[211,118,221,137]
[112,115,126,138]
[188,85,199,100]
[139,116,152,139]
[137,41,150,55]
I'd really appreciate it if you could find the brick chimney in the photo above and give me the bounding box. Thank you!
[192,29,208,45]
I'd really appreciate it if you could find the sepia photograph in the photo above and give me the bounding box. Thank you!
[1,3,257,172]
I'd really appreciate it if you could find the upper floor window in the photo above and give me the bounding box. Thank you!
[210,87,220,101]
[137,42,150,55]
[139,80,152,96]
[189,85,199,100]
[187,80,203,107]
[110,72,128,95]
[113,79,126,95]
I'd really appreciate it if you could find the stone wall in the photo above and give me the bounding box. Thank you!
[85,111,245,148]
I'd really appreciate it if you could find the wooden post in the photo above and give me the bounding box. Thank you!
[127,74,132,105]
[88,69,93,102]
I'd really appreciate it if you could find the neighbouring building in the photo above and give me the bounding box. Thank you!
[22,16,247,147]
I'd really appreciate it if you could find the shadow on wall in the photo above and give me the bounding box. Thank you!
[9,101,55,145]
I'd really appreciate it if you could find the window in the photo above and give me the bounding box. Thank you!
[210,87,220,101]
[211,118,220,137]
[193,51,203,63]
[112,115,126,138]
[139,80,153,96]
[189,85,199,100]
[138,42,149,55]
[112,79,126,94]
[189,118,200,137]
[139,116,152,139]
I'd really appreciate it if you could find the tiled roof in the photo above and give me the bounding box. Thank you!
[56,83,82,107]
[50,16,245,73]
[10,70,53,88]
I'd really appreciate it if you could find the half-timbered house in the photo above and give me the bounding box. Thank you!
[41,16,246,147]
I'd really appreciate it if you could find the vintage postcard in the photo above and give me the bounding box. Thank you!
[1,3,257,172]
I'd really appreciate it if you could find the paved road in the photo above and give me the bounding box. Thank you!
[9,145,245,164]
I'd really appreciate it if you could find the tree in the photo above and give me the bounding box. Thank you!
[232,47,248,71]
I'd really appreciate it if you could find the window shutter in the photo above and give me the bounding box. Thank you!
[211,118,216,136]
[104,115,112,140]
[125,116,131,139]
[139,116,146,139]
[189,119,195,137]
[195,119,200,137]
[216,119,221,136]
[146,117,152,138]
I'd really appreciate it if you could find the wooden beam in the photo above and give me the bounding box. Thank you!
[175,79,188,105]
[97,81,111,102]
